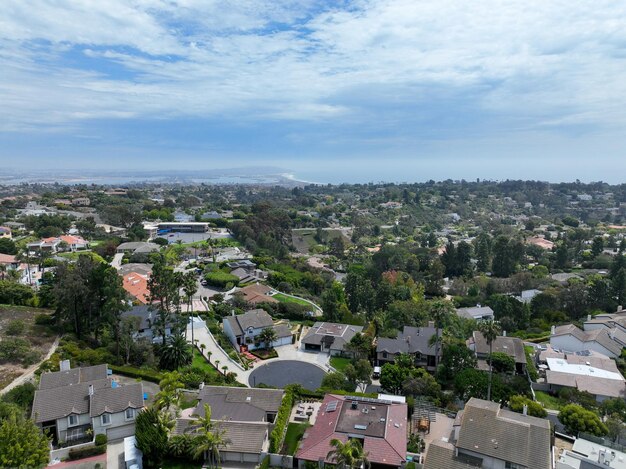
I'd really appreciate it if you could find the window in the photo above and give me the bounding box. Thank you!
[68,414,79,427]
[101,413,111,426]
[505,463,526,469]
[125,408,135,420]
[382,351,388,359]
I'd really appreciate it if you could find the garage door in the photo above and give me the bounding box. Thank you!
[106,424,135,441]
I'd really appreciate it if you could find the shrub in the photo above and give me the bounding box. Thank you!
[490,352,516,374]
[34,314,55,326]
[0,338,40,365]
[204,270,240,288]
[1,382,36,412]
[5,320,27,336]
[68,444,106,460]
[559,404,608,436]
[509,395,547,418]
[95,434,107,446]
[269,386,296,452]
[108,365,163,383]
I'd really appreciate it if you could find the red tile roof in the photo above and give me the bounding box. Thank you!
[60,235,87,245]
[0,253,18,264]
[122,272,150,304]
[297,394,407,467]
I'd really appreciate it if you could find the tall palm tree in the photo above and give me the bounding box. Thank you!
[192,404,228,469]
[428,299,454,368]
[479,319,502,401]
[327,438,369,469]
[159,333,193,371]
[182,271,198,342]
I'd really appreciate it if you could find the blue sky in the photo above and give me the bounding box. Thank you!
[1,0,626,183]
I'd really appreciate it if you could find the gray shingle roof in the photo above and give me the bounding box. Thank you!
[38,364,109,390]
[195,386,284,422]
[223,309,275,337]
[32,378,111,423]
[376,326,440,356]
[424,440,482,469]
[456,306,494,320]
[455,398,551,469]
[90,383,144,417]
[174,419,269,454]
[301,322,364,352]
[471,332,527,364]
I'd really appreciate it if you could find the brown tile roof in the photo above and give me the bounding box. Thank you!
[455,398,551,469]
[122,272,150,304]
[0,253,17,264]
[297,394,407,467]
[238,284,278,304]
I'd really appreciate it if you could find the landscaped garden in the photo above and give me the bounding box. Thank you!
[330,356,351,372]
[283,422,310,455]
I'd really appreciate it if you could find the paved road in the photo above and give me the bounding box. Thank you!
[1,337,59,395]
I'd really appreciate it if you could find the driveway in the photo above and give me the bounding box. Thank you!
[110,253,124,270]
[106,440,124,468]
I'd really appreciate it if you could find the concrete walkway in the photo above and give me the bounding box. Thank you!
[110,253,124,270]
[187,323,246,382]
[1,337,60,395]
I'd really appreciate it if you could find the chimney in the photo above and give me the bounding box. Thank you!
[551,325,556,335]
[88,384,94,396]
[477,303,481,308]
[522,404,528,416]
[619,305,623,313]
[199,382,204,390]
[60,359,71,371]
[503,331,507,337]
[587,314,592,322]
[231,309,235,316]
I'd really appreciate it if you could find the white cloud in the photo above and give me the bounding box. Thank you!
[1,0,626,138]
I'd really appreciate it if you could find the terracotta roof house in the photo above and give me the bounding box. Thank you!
[32,363,144,449]
[122,272,150,304]
[174,386,284,465]
[223,309,292,352]
[424,398,551,469]
[467,331,527,374]
[527,236,555,250]
[237,283,278,305]
[296,394,407,469]
[376,325,441,371]
[301,322,364,357]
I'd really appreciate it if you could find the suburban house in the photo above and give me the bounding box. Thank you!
[174,386,284,465]
[527,236,555,250]
[236,283,278,305]
[116,241,160,255]
[296,394,407,469]
[550,324,622,358]
[376,325,441,371]
[584,308,626,348]
[538,350,626,402]
[31,363,144,447]
[121,305,172,343]
[301,322,364,356]
[467,331,527,374]
[0,226,11,238]
[122,272,151,305]
[558,436,626,468]
[223,309,292,352]
[0,253,19,271]
[455,305,494,321]
[227,260,268,284]
[424,398,551,469]
[27,235,88,254]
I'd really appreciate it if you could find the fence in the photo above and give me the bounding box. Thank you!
[260,452,294,468]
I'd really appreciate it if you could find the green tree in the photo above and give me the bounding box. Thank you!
[479,319,501,401]
[509,395,547,418]
[149,255,183,346]
[159,333,193,371]
[191,404,228,469]
[327,438,369,469]
[0,414,49,468]
[438,343,477,383]
[320,371,354,392]
[258,327,278,350]
[559,404,608,437]
[0,238,17,255]
[135,407,171,468]
[344,359,373,393]
[591,237,605,257]
[491,236,516,278]
[428,299,454,367]
[380,362,407,395]
[182,271,198,342]
[490,352,515,374]
[155,371,184,412]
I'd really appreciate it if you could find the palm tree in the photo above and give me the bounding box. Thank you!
[258,327,278,350]
[428,299,454,368]
[182,271,198,342]
[327,438,369,469]
[221,365,228,375]
[214,359,220,370]
[479,319,502,401]
[159,333,193,371]
[192,404,228,468]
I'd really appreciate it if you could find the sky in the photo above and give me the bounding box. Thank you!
[1,1,626,183]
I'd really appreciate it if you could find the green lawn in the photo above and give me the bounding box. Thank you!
[283,422,310,455]
[192,349,221,378]
[330,356,351,371]
[534,390,563,410]
[273,293,312,306]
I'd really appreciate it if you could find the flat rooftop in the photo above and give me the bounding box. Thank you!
[334,399,389,438]
[547,357,624,381]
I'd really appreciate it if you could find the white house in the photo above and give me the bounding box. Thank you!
[222,309,292,352]
[550,324,622,358]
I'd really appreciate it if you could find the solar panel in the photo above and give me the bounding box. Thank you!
[326,401,338,412]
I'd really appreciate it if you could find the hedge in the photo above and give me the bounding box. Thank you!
[269,387,296,453]
[204,270,240,288]
[95,434,108,446]
[68,444,106,460]
[108,365,163,383]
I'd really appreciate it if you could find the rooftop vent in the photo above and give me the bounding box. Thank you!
[354,424,367,430]
[351,401,358,410]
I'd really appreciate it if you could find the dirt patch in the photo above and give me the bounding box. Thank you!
[0,305,56,390]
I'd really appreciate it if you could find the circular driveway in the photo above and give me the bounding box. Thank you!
[248,360,326,390]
